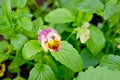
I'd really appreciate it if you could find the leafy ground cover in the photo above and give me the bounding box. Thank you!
[0,0,120,80]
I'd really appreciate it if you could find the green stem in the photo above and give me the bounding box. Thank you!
[0,52,14,59]
[66,30,76,41]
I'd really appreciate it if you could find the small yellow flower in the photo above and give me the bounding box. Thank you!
[76,22,90,43]
[0,63,6,77]
[117,44,120,49]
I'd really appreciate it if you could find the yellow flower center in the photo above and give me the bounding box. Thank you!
[47,40,61,51]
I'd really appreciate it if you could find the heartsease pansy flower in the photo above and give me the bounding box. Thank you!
[38,28,61,52]
[76,22,90,43]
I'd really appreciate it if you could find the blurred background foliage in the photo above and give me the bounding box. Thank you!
[0,0,120,80]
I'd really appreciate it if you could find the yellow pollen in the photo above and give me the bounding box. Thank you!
[47,40,61,51]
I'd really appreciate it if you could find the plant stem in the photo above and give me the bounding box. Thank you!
[66,30,76,41]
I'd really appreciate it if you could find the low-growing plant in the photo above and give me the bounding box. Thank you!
[0,0,120,80]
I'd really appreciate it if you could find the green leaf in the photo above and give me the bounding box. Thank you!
[32,18,44,37]
[0,40,9,63]
[103,0,119,20]
[100,54,120,70]
[74,11,93,26]
[2,0,12,23]
[12,0,27,8]
[2,78,11,80]
[58,0,75,10]
[86,25,105,56]
[0,0,4,6]
[0,40,8,53]
[81,48,104,68]
[0,53,9,63]
[17,7,33,18]
[28,64,56,80]
[8,55,26,73]
[11,34,28,51]
[74,66,120,80]
[44,55,58,73]
[57,65,74,80]
[115,38,120,43]
[51,41,83,72]
[13,76,26,80]
[45,8,75,24]
[76,0,104,14]
[0,16,12,34]
[17,17,33,31]
[22,40,42,60]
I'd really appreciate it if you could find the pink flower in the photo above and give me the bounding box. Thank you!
[38,28,61,52]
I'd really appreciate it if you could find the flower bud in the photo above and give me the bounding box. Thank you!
[76,22,90,43]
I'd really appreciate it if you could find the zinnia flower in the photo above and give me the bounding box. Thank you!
[76,22,90,43]
[38,28,61,52]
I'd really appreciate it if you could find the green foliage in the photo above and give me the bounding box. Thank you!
[28,64,56,80]
[86,25,105,56]
[33,17,44,30]
[51,41,83,72]
[103,0,120,19]
[100,55,120,70]
[80,48,104,68]
[43,55,58,73]
[74,11,93,26]
[56,65,74,80]
[2,0,12,23]
[74,66,120,80]
[0,0,120,79]
[11,0,27,8]
[0,40,8,53]
[115,38,120,43]
[45,8,75,24]
[11,34,28,51]
[58,0,77,10]
[76,0,104,14]
[22,40,42,60]
[0,40,9,63]
[13,76,26,80]
[0,16,11,34]
[17,17,33,31]
[8,54,26,73]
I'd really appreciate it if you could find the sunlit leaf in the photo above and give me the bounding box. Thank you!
[76,0,104,14]
[45,8,75,24]
[51,41,83,72]
[86,25,105,56]
[100,54,120,70]
[17,17,33,31]
[12,0,27,8]
[22,40,42,60]
[11,34,28,51]
[74,66,120,80]
[103,0,119,20]
[28,64,56,80]
[81,48,104,68]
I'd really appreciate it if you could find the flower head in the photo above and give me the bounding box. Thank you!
[0,63,6,77]
[38,28,61,52]
[117,44,120,49]
[76,22,90,43]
